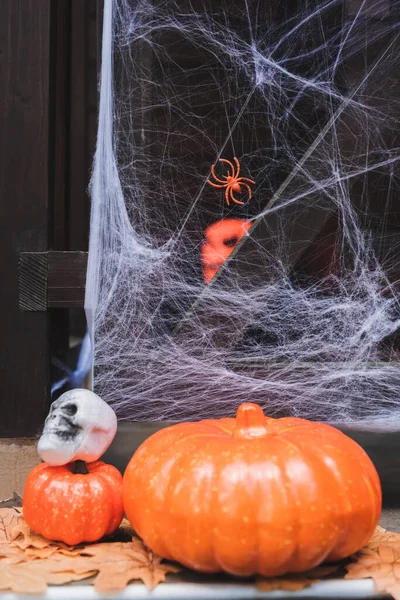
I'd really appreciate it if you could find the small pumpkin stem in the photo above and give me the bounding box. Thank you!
[71,460,89,475]
[232,403,270,439]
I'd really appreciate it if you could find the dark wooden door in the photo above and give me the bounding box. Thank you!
[0,0,97,437]
[0,0,53,437]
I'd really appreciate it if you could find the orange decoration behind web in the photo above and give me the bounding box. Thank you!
[201,218,251,283]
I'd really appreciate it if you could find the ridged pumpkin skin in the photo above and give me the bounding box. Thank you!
[23,461,124,545]
[123,403,381,576]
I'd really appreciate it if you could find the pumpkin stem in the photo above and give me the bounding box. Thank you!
[71,460,89,475]
[232,403,269,439]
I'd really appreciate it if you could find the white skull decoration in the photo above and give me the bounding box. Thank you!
[37,389,117,466]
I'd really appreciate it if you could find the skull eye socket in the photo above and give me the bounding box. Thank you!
[63,403,78,416]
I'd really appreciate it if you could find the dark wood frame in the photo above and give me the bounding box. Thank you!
[1,0,53,437]
[0,1,97,437]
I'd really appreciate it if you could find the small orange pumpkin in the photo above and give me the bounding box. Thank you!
[23,460,124,545]
[123,403,381,576]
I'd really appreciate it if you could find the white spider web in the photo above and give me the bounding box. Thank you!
[85,0,400,428]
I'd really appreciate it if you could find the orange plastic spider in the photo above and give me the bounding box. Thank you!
[207,157,255,206]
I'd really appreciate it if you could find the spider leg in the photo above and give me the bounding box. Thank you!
[207,180,227,189]
[225,187,231,206]
[219,158,235,178]
[210,164,228,184]
[238,177,256,185]
[241,183,253,199]
[230,186,245,206]
[233,157,241,178]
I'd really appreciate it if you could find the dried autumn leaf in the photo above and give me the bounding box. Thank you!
[93,565,149,592]
[46,570,97,585]
[10,522,85,560]
[389,583,400,600]
[257,563,340,592]
[0,544,28,564]
[0,510,180,593]
[74,540,180,591]
[11,523,55,550]
[0,559,95,593]
[366,526,400,551]
[0,563,48,593]
[345,541,400,600]
[24,546,59,559]
[81,539,150,564]
[0,508,24,544]
[32,540,180,591]
[129,560,180,591]
[94,555,180,592]
[54,545,86,558]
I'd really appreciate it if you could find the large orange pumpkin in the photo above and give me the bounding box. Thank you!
[123,403,381,576]
[23,460,124,545]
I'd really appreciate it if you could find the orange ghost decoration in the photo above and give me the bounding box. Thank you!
[201,219,251,283]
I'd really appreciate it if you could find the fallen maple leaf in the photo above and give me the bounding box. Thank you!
[345,528,400,600]
[11,522,56,550]
[366,526,400,551]
[0,508,23,544]
[93,551,180,592]
[10,520,88,559]
[0,544,28,564]
[0,560,96,593]
[0,563,48,593]
[0,508,179,593]
[63,540,180,591]
[24,546,60,559]
[80,539,150,564]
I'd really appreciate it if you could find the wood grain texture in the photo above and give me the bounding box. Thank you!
[18,252,88,310]
[0,0,52,436]
[69,2,89,253]
[68,0,97,254]
[50,0,69,253]
[48,1,70,359]
[48,251,87,308]
[18,253,48,311]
